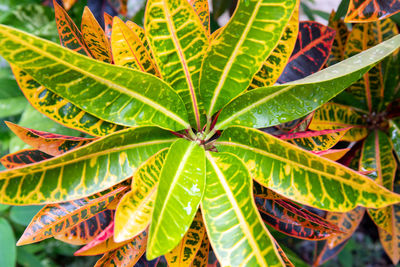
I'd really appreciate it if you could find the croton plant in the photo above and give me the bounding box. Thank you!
[0,0,400,266]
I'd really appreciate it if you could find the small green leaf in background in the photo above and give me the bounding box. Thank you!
[0,203,9,212]
[0,217,16,267]
[10,206,43,226]
[0,97,27,119]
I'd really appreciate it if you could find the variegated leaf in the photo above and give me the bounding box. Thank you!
[378,204,400,265]
[327,11,349,66]
[390,118,400,159]
[345,0,400,22]
[309,103,368,142]
[145,0,208,130]
[202,152,284,266]
[313,148,350,162]
[103,12,113,41]
[126,21,154,59]
[254,182,285,200]
[187,0,210,36]
[114,149,168,243]
[189,233,209,267]
[0,149,52,169]
[215,126,400,212]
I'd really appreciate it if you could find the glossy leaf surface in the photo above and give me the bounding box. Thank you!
[390,118,400,159]
[278,22,335,84]
[378,204,400,265]
[202,152,284,266]
[81,7,112,63]
[0,127,176,204]
[0,25,190,131]
[345,0,400,22]
[148,139,205,259]
[309,103,368,142]
[200,0,297,117]
[249,4,299,89]
[214,34,400,131]
[11,66,125,137]
[256,198,341,240]
[215,126,400,212]
[145,0,208,130]
[0,149,52,169]
[165,210,205,267]
[313,149,350,162]
[95,230,148,267]
[188,0,210,36]
[114,149,168,242]
[6,122,94,156]
[55,210,114,245]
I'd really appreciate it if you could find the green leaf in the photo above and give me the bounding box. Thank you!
[200,0,297,117]
[213,34,400,131]
[390,118,400,159]
[9,205,43,226]
[0,24,190,131]
[202,151,284,266]
[0,97,26,118]
[145,0,208,130]
[215,126,400,212]
[0,126,177,205]
[0,217,16,267]
[148,139,205,259]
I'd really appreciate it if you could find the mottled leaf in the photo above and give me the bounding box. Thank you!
[254,182,285,200]
[345,0,400,22]
[313,148,350,162]
[189,233,209,267]
[378,204,400,265]
[103,12,113,40]
[390,118,400,159]
[327,11,349,66]
[0,149,52,169]
[188,0,210,36]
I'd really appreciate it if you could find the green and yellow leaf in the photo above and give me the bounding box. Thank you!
[202,152,284,266]
[200,0,297,117]
[215,126,400,212]
[188,0,210,36]
[390,118,400,159]
[114,149,168,243]
[327,11,349,66]
[145,0,208,130]
[0,127,176,205]
[378,204,400,265]
[0,24,190,131]
[148,139,205,259]
[254,182,285,200]
[125,21,154,59]
[309,103,368,142]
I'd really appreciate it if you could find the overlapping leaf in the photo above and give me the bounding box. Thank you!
[188,0,210,36]
[202,152,284,266]
[390,118,400,159]
[200,0,297,117]
[95,230,148,267]
[378,204,400,265]
[148,139,205,259]
[309,103,368,142]
[313,149,350,162]
[327,11,349,66]
[11,66,125,137]
[0,149,52,169]
[278,22,335,84]
[249,2,299,89]
[212,34,400,132]
[0,127,176,205]
[345,0,400,22]
[81,7,112,63]
[125,21,154,58]
[17,185,127,245]
[254,182,285,200]
[6,122,94,156]
[190,233,209,267]
[114,149,167,243]
[103,12,113,40]
[165,210,205,267]
[0,25,190,131]
[215,126,400,212]
[55,210,114,245]
[145,0,208,130]
[256,198,341,240]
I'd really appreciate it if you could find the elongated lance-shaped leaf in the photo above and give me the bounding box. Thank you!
[272,239,294,267]
[111,17,159,76]
[275,113,314,133]
[55,210,114,245]
[314,239,349,266]
[326,207,365,249]
[6,122,95,156]
[11,66,125,137]
[103,12,113,41]
[202,152,284,266]
[249,3,299,89]
[76,221,114,252]
[256,198,341,240]
[215,126,400,212]
[145,0,208,130]
[213,35,400,132]
[0,25,191,131]
[327,11,349,66]
[254,182,285,200]
[81,7,112,63]
[17,185,127,245]
[148,139,205,259]
[114,149,168,242]
[277,128,350,152]
[344,19,399,112]
[0,149,52,169]
[126,21,155,59]
[53,0,92,56]
[95,230,148,267]
[378,204,400,265]
[165,210,205,267]
[108,0,128,16]
[190,232,209,267]
[278,22,336,84]
[309,103,368,142]
[0,127,176,205]
[188,0,210,36]
[200,0,297,118]
[313,148,350,162]
[345,0,400,22]
[390,119,400,159]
